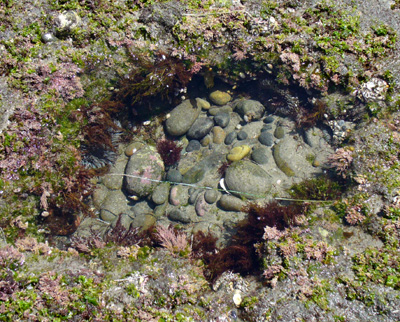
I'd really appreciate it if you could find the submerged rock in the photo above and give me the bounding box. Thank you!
[251,147,269,164]
[151,182,170,205]
[187,117,214,140]
[227,145,251,161]
[234,99,265,122]
[165,99,201,136]
[258,131,274,146]
[274,126,285,139]
[224,160,271,199]
[124,146,164,198]
[272,141,295,177]
[214,112,230,128]
[210,90,232,105]
[213,126,226,144]
[182,153,224,184]
[218,194,246,211]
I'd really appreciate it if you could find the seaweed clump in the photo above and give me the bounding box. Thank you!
[72,100,124,169]
[193,202,304,282]
[156,139,182,167]
[117,50,193,119]
[291,99,328,130]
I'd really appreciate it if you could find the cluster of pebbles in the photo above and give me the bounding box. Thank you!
[91,90,334,240]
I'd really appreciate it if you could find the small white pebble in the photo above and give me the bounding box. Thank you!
[233,290,242,307]
[236,124,242,130]
[143,120,151,126]
[276,180,281,185]
[166,113,171,119]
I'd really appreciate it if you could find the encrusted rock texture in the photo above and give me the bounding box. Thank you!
[1,0,400,320]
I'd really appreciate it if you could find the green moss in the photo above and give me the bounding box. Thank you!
[289,176,343,201]
[352,247,400,289]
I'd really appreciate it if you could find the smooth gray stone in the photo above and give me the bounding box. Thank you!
[218,194,246,212]
[237,131,248,140]
[224,131,237,145]
[261,124,273,132]
[166,169,182,183]
[187,117,214,139]
[251,147,269,164]
[204,189,219,204]
[234,99,265,122]
[214,112,230,128]
[151,182,170,205]
[189,188,203,204]
[168,208,192,223]
[274,126,285,139]
[264,116,275,123]
[258,131,274,146]
[165,99,201,136]
[186,140,201,152]
[224,160,271,200]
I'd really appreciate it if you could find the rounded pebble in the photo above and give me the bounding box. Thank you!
[210,90,232,106]
[196,97,210,110]
[151,182,170,205]
[237,131,248,140]
[227,145,251,161]
[186,140,201,152]
[214,112,230,128]
[201,135,211,146]
[189,188,203,204]
[169,185,189,206]
[195,193,208,216]
[274,126,285,139]
[225,131,237,145]
[165,100,201,136]
[264,116,275,123]
[187,117,214,140]
[166,169,182,183]
[251,147,269,164]
[204,189,219,204]
[42,32,56,43]
[209,106,233,116]
[258,131,274,146]
[218,195,246,212]
[168,209,192,223]
[261,125,272,132]
[125,142,144,157]
[213,126,226,144]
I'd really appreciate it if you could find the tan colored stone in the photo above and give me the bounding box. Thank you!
[125,142,144,157]
[209,90,231,106]
[196,97,211,110]
[213,126,226,144]
[227,145,251,161]
[201,135,211,146]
